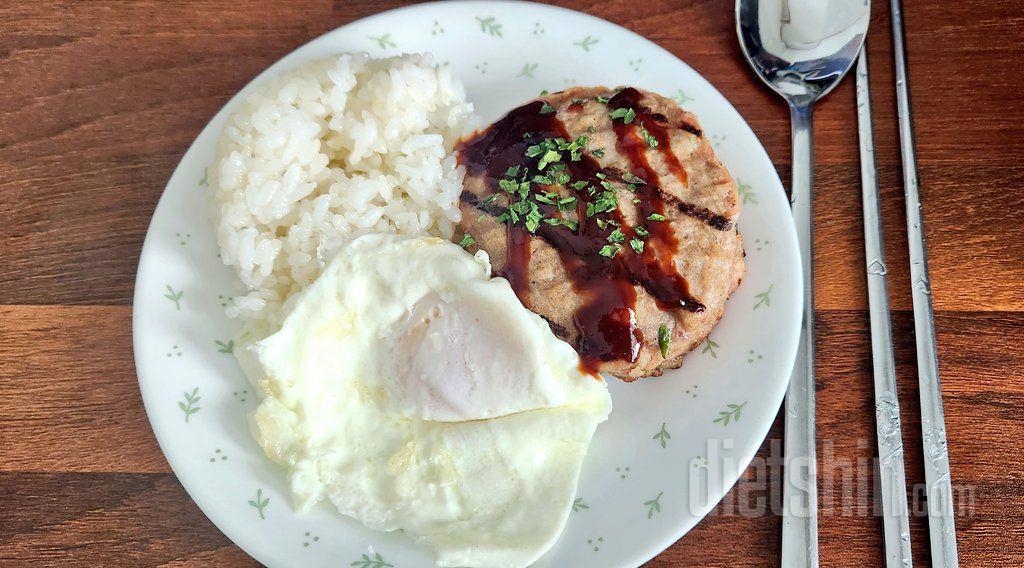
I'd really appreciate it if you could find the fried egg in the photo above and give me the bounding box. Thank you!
[242,233,611,568]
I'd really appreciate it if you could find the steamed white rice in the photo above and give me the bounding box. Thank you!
[212,53,476,326]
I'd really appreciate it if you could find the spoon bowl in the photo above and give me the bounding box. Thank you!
[737,0,870,108]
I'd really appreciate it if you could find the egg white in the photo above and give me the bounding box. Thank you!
[242,233,611,568]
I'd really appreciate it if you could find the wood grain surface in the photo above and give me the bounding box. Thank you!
[2,1,1022,566]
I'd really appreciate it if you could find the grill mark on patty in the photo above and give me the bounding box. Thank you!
[606,89,725,230]
[539,315,572,340]
[678,122,703,137]
[605,170,732,231]
[461,191,505,224]
[633,108,702,137]
[663,193,733,230]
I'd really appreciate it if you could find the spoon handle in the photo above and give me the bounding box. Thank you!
[890,1,960,565]
[856,47,914,568]
[781,103,819,568]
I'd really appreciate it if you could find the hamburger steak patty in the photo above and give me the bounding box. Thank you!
[456,86,745,380]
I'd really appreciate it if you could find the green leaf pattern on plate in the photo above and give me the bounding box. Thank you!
[518,63,538,78]
[164,285,183,311]
[215,339,234,354]
[178,387,201,423]
[652,422,671,448]
[737,180,758,204]
[475,16,503,37]
[249,488,270,519]
[350,552,394,568]
[644,491,664,519]
[754,284,773,310]
[574,35,599,51]
[713,401,748,427]
[673,89,694,105]
[701,337,719,358]
[369,33,396,49]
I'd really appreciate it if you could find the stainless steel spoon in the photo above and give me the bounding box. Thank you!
[736,2,869,566]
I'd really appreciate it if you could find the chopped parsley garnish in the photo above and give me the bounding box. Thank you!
[526,212,542,232]
[647,213,667,222]
[545,217,579,231]
[533,191,558,205]
[599,244,620,258]
[595,172,606,179]
[540,89,549,96]
[607,228,626,243]
[489,135,601,237]
[629,238,645,254]
[609,107,636,124]
[622,172,646,185]
[634,225,650,238]
[592,148,606,157]
[568,136,589,161]
[632,197,641,204]
[587,125,597,134]
[658,324,670,358]
[537,149,561,170]
[477,213,487,222]
[595,95,611,104]
[506,199,542,232]
[540,102,556,115]
[458,234,476,248]
[593,190,617,213]
[639,126,658,148]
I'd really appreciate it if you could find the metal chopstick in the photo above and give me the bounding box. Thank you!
[889,1,960,565]
[856,46,914,568]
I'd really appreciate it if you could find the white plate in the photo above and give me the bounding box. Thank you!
[132,2,802,566]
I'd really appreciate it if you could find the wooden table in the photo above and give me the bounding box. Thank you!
[2,1,1022,566]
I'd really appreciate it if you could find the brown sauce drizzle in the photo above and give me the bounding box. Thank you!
[497,225,531,305]
[456,90,712,374]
